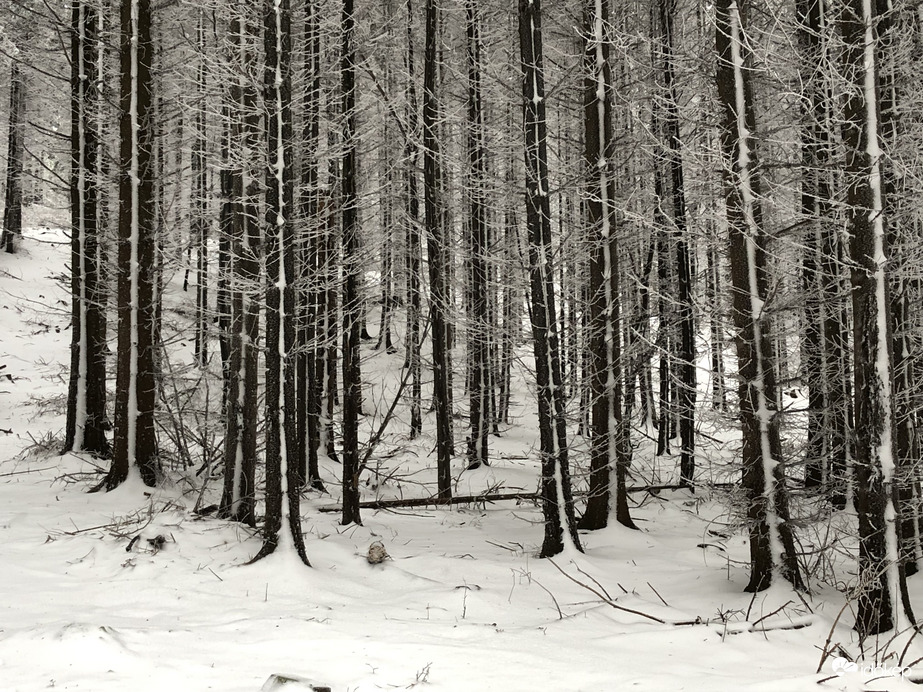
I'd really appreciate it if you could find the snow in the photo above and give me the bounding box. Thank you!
[3,229,923,690]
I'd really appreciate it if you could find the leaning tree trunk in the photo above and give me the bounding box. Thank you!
[518,0,582,558]
[64,0,109,459]
[250,0,310,565]
[840,0,913,635]
[1,60,24,254]
[578,0,634,531]
[714,0,802,592]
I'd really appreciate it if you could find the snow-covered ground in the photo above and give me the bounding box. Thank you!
[2,228,921,691]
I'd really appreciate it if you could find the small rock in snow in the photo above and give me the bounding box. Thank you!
[367,541,389,564]
[261,673,332,692]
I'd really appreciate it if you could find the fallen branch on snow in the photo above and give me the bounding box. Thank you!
[317,491,539,512]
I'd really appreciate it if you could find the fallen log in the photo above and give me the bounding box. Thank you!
[317,491,539,513]
[315,482,744,513]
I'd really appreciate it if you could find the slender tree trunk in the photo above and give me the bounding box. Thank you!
[518,0,582,558]
[714,0,802,592]
[1,60,24,254]
[104,0,158,490]
[192,11,209,368]
[464,0,490,470]
[424,0,453,497]
[341,0,363,525]
[705,240,727,411]
[65,0,110,459]
[404,0,422,439]
[797,0,846,506]
[300,0,325,492]
[251,0,310,564]
[219,4,260,526]
[579,0,634,531]
[656,0,696,487]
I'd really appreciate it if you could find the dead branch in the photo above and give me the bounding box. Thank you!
[548,559,702,627]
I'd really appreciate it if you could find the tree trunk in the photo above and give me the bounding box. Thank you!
[64,0,110,459]
[714,0,802,592]
[464,0,490,470]
[424,0,453,497]
[219,3,260,526]
[655,0,695,488]
[404,0,422,440]
[299,0,325,492]
[341,0,363,525]
[578,0,634,531]
[840,0,913,635]
[250,0,310,564]
[105,0,158,490]
[192,11,208,369]
[1,60,24,254]
[797,0,847,508]
[518,0,582,558]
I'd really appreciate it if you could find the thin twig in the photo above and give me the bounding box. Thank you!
[548,559,702,626]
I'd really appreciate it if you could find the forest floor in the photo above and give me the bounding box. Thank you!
[2,226,922,691]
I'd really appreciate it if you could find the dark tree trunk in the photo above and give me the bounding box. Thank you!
[705,240,727,411]
[64,0,110,459]
[404,0,422,439]
[298,0,325,493]
[797,0,847,508]
[518,0,582,558]
[341,0,363,526]
[840,0,913,635]
[1,60,24,254]
[105,0,158,490]
[578,0,634,532]
[219,8,260,527]
[464,0,490,470]
[655,0,696,488]
[251,0,310,565]
[191,11,208,369]
[424,0,453,497]
[715,0,802,592]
